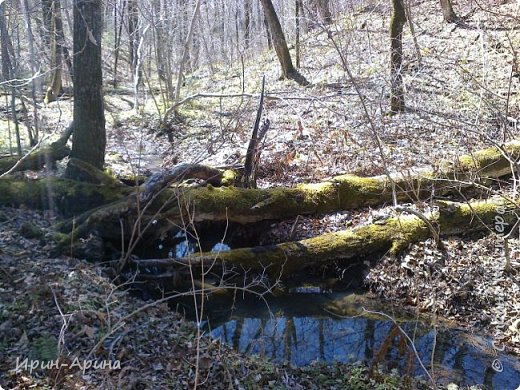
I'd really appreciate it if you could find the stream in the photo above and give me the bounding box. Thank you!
[136,230,520,389]
[197,291,520,389]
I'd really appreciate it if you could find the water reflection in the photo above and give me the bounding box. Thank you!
[207,293,520,389]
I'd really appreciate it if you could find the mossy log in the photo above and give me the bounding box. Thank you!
[0,124,73,175]
[0,143,70,174]
[121,139,520,228]
[133,197,518,277]
[38,140,520,245]
[0,176,129,216]
[2,141,520,247]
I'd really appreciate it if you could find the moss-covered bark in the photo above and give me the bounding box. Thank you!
[135,197,518,277]
[149,140,520,226]
[3,140,520,244]
[0,177,129,216]
[0,143,70,174]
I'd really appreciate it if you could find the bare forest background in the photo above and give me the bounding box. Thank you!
[1,0,519,189]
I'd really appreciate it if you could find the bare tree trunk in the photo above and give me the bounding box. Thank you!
[318,0,332,24]
[153,2,173,100]
[174,0,202,105]
[42,0,53,48]
[0,3,21,157]
[295,0,302,68]
[244,0,251,49]
[133,22,148,111]
[128,0,139,76]
[263,16,272,50]
[440,0,458,23]
[198,9,215,75]
[44,0,63,104]
[390,0,406,113]
[405,0,422,65]
[259,0,309,85]
[21,0,40,145]
[306,0,331,28]
[58,3,74,83]
[65,0,106,180]
[113,0,126,87]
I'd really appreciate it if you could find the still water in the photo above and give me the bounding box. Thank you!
[145,231,520,388]
[203,292,520,389]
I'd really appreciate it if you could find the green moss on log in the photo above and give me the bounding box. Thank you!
[5,141,520,249]
[158,141,520,225]
[149,196,518,277]
[447,140,520,178]
[0,143,70,174]
[90,138,519,240]
[0,177,129,216]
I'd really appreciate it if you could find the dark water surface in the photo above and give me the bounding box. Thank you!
[140,230,519,388]
[202,292,520,389]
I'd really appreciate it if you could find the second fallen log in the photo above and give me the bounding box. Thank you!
[133,197,518,277]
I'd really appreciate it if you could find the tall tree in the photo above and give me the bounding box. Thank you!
[43,0,63,103]
[259,0,309,85]
[22,0,40,144]
[112,0,126,87]
[65,0,106,179]
[390,0,406,113]
[0,2,22,156]
[153,0,173,99]
[174,0,202,104]
[440,0,458,23]
[244,0,251,49]
[317,0,332,24]
[307,0,332,29]
[295,0,302,68]
[263,16,272,50]
[128,0,139,76]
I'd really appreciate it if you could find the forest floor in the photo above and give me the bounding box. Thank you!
[1,0,520,388]
[0,207,430,389]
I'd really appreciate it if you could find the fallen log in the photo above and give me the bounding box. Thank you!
[0,142,70,175]
[0,177,130,216]
[130,139,520,226]
[0,124,73,175]
[73,137,518,242]
[132,196,518,277]
[2,141,520,247]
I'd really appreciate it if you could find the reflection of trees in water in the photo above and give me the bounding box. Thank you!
[211,315,519,389]
[284,317,296,363]
[364,319,374,362]
[367,322,423,377]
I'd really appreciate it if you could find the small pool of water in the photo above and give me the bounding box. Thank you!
[201,292,520,389]
[131,227,520,388]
